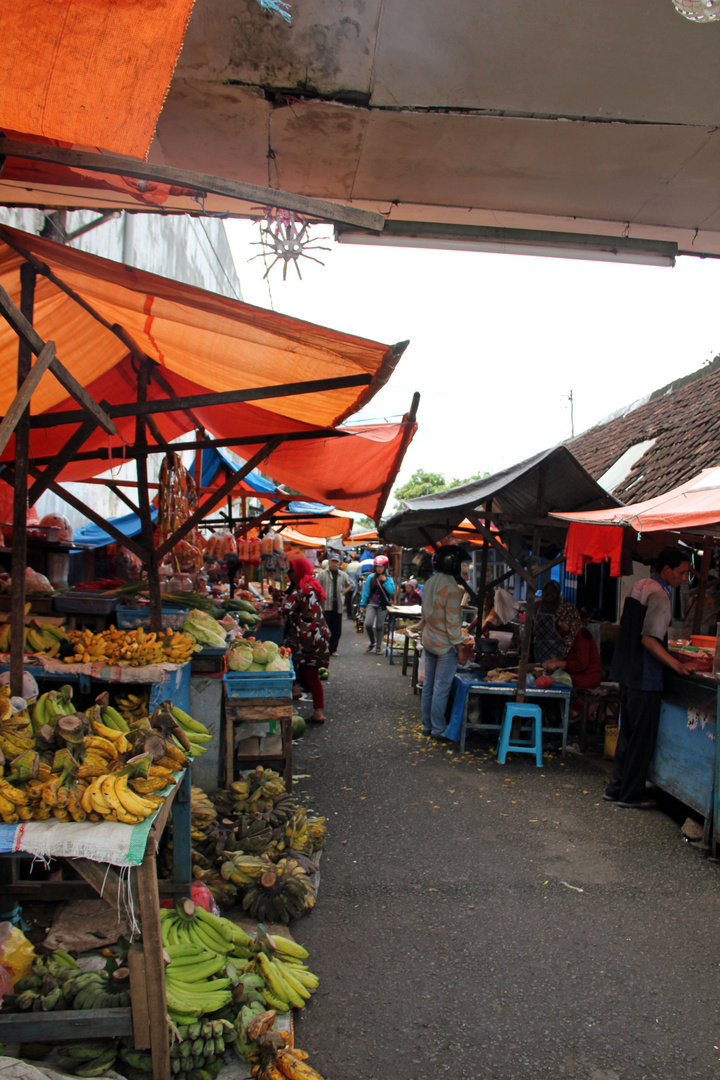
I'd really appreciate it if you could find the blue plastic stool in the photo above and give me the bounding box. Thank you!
[497,702,543,766]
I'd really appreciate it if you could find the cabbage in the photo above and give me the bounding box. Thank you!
[227,646,253,672]
[252,641,270,666]
[266,655,291,672]
[264,641,279,664]
[247,662,265,672]
[182,609,227,648]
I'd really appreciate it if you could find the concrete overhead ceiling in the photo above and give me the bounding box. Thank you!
[147,0,720,254]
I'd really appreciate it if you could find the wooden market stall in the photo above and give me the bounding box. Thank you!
[380,445,620,731]
[551,467,720,850]
[0,225,417,1078]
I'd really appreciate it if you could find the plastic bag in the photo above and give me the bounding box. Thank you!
[25,567,53,595]
[0,922,36,983]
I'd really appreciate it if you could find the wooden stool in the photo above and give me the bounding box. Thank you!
[577,683,620,751]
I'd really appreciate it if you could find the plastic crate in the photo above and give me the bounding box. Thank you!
[116,605,188,630]
[223,665,294,698]
[54,594,118,615]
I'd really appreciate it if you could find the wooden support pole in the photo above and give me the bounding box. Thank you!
[474,500,492,662]
[9,263,34,696]
[515,527,542,704]
[136,851,170,1080]
[0,340,55,458]
[692,537,713,636]
[134,362,162,632]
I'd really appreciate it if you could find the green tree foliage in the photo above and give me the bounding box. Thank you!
[393,469,488,507]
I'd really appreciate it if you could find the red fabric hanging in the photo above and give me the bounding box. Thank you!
[564,521,623,577]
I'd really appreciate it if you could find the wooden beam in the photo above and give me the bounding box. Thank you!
[9,264,33,697]
[27,415,98,506]
[467,513,535,587]
[25,374,373,429]
[0,137,386,234]
[24,466,147,561]
[9,427,349,467]
[0,1009,133,1041]
[155,437,284,561]
[516,526,542,702]
[0,340,55,457]
[692,537,714,636]
[107,481,141,516]
[135,362,163,632]
[0,280,116,434]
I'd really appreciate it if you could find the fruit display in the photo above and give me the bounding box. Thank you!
[2,948,130,1016]
[113,689,150,725]
[63,627,198,666]
[0,619,69,657]
[227,853,317,924]
[157,768,326,914]
[0,691,200,824]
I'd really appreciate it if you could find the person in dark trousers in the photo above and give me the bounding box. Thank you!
[604,547,696,809]
[360,555,395,654]
[316,552,353,655]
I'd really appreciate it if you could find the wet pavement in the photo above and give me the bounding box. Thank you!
[289,623,720,1080]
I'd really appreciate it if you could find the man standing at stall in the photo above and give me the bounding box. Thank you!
[604,547,697,809]
[420,546,473,739]
[316,551,354,656]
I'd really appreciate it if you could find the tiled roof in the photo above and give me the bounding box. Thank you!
[566,358,720,502]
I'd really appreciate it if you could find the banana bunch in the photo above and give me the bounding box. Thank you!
[227,767,288,816]
[306,816,327,853]
[239,855,317,924]
[248,932,318,1015]
[221,854,274,887]
[60,1041,119,1078]
[170,704,213,757]
[24,621,69,658]
[191,784,217,838]
[114,690,150,725]
[118,1020,232,1080]
[80,771,164,825]
[31,685,77,732]
[159,902,253,1022]
[3,950,130,1017]
[240,1010,325,1080]
[64,626,198,667]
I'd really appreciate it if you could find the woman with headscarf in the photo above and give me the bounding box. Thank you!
[533,580,582,664]
[278,557,331,723]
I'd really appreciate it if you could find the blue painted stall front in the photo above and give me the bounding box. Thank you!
[1,661,191,713]
[648,672,717,842]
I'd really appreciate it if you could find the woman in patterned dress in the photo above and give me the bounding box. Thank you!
[279,557,331,723]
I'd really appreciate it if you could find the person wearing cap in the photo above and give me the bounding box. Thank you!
[315,552,354,655]
[398,578,421,606]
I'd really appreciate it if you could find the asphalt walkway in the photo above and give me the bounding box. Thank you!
[289,624,720,1080]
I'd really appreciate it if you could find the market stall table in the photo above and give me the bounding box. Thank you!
[0,769,191,1080]
[384,604,422,665]
[445,671,571,754]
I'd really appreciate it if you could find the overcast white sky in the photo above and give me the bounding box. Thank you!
[225,219,720,504]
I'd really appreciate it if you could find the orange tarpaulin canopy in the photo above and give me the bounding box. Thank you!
[0,226,414,521]
[551,469,720,536]
[0,2,194,157]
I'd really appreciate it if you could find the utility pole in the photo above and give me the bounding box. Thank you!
[567,390,575,438]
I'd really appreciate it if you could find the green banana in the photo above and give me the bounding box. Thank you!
[63,1042,114,1061]
[268,934,308,960]
[167,956,226,983]
[260,988,290,1013]
[74,1048,118,1077]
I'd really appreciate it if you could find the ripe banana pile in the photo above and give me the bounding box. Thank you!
[0,619,70,657]
[114,689,149,724]
[64,626,198,666]
[243,1009,325,1080]
[0,688,196,824]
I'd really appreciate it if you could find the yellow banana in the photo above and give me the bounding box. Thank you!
[113,775,154,819]
[84,736,118,758]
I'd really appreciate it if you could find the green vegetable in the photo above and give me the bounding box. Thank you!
[291,716,306,738]
[181,609,227,648]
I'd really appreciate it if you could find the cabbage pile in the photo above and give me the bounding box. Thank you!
[181,609,228,648]
[227,638,292,673]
